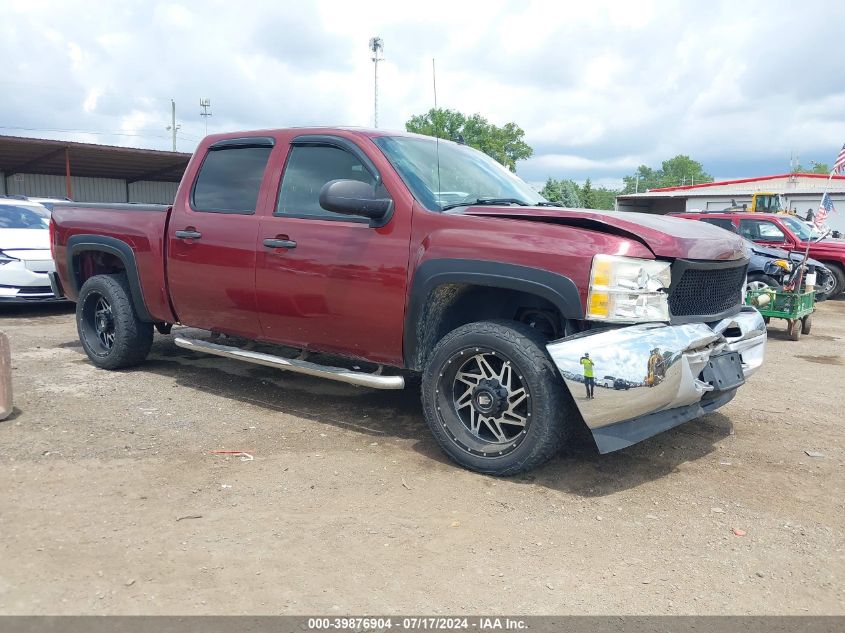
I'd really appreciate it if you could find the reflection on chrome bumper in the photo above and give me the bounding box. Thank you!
[546,307,767,453]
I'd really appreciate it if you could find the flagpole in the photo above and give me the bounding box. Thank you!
[796,169,836,291]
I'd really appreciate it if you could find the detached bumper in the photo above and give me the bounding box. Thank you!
[546,307,767,453]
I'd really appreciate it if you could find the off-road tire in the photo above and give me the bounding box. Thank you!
[76,273,154,369]
[421,320,575,475]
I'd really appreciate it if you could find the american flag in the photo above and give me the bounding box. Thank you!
[834,143,845,174]
[815,192,835,228]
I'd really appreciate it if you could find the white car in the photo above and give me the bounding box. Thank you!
[0,202,63,303]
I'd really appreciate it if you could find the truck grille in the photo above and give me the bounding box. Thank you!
[669,261,748,319]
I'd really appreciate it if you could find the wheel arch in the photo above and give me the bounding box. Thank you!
[404,258,584,371]
[66,234,153,322]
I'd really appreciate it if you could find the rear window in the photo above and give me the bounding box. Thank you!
[192,146,272,214]
[701,218,737,233]
[0,205,49,229]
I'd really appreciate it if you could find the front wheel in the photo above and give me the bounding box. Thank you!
[747,274,782,292]
[801,314,813,335]
[77,274,154,369]
[421,320,575,475]
[825,264,845,299]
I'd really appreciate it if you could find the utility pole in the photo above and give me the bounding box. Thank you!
[200,98,212,136]
[166,99,180,151]
[369,37,384,128]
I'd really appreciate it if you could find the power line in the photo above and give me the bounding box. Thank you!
[0,125,172,140]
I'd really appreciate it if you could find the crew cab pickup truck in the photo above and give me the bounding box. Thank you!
[50,128,767,474]
[672,211,845,298]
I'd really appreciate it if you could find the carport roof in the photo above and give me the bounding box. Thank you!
[0,135,191,183]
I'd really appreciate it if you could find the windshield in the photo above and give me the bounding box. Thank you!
[781,215,822,241]
[0,205,50,229]
[373,135,544,211]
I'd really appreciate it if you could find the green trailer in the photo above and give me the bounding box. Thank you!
[745,288,815,341]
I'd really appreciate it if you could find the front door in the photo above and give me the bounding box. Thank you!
[739,218,793,250]
[254,140,411,366]
[167,140,274,338]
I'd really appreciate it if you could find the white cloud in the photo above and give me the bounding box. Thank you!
[0,0,843,182]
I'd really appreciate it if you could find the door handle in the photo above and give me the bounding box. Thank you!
[263,238,297,249]
[175,229,202,240]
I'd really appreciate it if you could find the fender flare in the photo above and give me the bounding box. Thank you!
[403,258,584,367]
[66,234,153,322]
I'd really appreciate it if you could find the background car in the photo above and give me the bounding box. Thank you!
[0,202,64,303]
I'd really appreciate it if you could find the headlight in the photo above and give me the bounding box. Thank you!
[0,250,19,266]
[586,254,671,323]
[773,259,792,271]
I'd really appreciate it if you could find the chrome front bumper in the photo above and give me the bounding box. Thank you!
[546,307,767,453]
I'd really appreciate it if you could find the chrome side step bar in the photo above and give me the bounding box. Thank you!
[174,337,405,390]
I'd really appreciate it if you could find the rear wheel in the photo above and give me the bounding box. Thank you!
[787,318,801,341]
[421,320,574,475]
[77,274,153,369]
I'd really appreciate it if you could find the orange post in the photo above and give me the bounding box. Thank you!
[64,147,73,200]
[0,332,11,420]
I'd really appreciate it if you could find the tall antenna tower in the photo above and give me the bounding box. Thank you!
[200,98,212,136]
[165,99,180,152]
[369,37,384,128]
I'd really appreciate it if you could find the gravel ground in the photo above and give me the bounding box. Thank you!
[0,299,843,615]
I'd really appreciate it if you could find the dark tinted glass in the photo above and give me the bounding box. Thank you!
[192,146,272,214]
[701,218,737,232]
[276,145,379,218]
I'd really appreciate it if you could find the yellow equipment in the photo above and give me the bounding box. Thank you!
[725,193,795,215]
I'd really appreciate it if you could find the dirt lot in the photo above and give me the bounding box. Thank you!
[0,300,843,615]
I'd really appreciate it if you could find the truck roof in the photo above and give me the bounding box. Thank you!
[200,126,458,145]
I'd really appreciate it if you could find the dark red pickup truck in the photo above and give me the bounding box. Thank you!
[50,127,767,474]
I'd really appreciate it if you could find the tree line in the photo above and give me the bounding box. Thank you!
[405,108,832,210]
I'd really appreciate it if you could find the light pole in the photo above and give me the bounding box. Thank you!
[200,98,212,136]
[165,99,180,151]
[369,37,384,128]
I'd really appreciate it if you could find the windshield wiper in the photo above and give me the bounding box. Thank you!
[534,201,563,207]
[441,197,531,211]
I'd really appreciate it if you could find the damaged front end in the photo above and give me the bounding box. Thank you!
[546,307,767,453]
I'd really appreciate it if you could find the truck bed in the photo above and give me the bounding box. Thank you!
[50,202,176,323]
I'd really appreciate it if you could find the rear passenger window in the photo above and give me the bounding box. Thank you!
[192,146,272,214]
[701,218,737,233]
[276,145,384,219]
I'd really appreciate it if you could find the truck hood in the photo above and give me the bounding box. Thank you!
[457,207,747,260]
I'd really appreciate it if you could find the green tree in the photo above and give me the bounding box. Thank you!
[581,178,595,209]
[591,186,618,210]
[621,155,713,193]
[405,108,532,172]
[793,161,830,174]
[540,177,582,207]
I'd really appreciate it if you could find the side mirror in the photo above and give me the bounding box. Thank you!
[319,179,393,226]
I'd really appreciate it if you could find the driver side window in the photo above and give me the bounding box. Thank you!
[740,219,786,242]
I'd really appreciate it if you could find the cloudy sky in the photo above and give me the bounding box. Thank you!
[2,0,844,189]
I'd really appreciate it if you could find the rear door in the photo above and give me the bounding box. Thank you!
[167,137,274,338]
